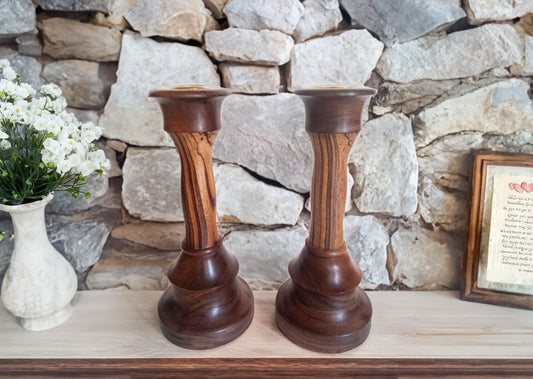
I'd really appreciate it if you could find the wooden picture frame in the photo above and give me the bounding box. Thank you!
[462,152,533,310]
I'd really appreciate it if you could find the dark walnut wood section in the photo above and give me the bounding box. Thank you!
[276,87,376,353]
[150,86,254,349]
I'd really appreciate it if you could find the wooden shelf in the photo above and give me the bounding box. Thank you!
[0,290,532,377]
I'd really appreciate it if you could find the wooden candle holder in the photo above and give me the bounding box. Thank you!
[275,87,376,353]
[150,87,254,350]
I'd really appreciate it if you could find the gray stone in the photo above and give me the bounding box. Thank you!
[100,33,219,146]
[203,0,229,18]
[391,225,462,289]
[15,33,42,56]
[214,94,312,193]
[349,113,418,217]
[126,0,211,42]
[215,164,304,225]
[373,79,458,115]
[417,132,484,193]
[521,36,533,75]
[289,29,384,91]
[205,29,294,66]
[344,215,390,289]
[0,47,43,89]
[418,176,467,233]
[106,139,128,153]
[485,130,533,155]
[98,142,122,178]
[224,225,308,290]
[293,0,342,42]
[377,24,523,83]
[122,148,183,222]
[419,130,533,191]
[48,174,109,215]
[341,0,465,46]
[414,79,533,147]
[36,0,112,12]
[220,64,280,94]
[92,0,139,30]
[305,169,353,213]
[39,18,121,62]
[0,0,36,37]
[42,60,116,110]
[224,0,304,34]
[66,108,100,124]
[465,0,533,24]
[47,215,111,273]
[111,222,185,251]
[85,238,178,290]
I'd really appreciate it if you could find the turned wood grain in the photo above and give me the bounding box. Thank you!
[308,132,357,252]
[276,87,376,353]
[150,87,253,349]
[170,131,218,249]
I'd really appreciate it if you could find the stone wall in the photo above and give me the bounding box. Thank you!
[0,0,532,291]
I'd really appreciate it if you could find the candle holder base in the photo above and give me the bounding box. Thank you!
[276,283,371,354]
[275,243,372,353]
[157,241,254,350]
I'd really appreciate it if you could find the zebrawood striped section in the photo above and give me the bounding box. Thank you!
[170,131,219,249]
[308,132,357,252]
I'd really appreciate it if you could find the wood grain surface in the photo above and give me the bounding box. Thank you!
[0,291,532,376]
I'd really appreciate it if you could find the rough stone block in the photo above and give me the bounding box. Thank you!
[40,18,121,62]
[377,24,523,83]
[215,164,304,225]
[391,225,463,289]
[350,113,418,217]
[214,94,312,193]
[341,0,465,46]
[205,29,294,66]
[289,29,384,91]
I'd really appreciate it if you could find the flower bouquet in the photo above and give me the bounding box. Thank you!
[0,59,110,330]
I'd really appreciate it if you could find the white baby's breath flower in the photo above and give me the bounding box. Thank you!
[56,159,72,174]
[0,59,10,69]
[0,140,10,149]
[51,97,67,113]
[78,160,95,177]
[87,149,106,163]
[67,153,83,169]
[3,67,17,81]
[43,138,61,154]
[0,130,8,139]
[40,83,62,99]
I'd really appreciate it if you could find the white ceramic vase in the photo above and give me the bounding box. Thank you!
[0,194,77,331]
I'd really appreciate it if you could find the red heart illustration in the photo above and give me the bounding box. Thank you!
[521,182,533,193]
[511,183,524,193]
[509,183,516,191]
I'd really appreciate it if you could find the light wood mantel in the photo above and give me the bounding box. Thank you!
[0,290,532,377]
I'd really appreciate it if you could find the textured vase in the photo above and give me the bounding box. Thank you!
[0,194,77,331]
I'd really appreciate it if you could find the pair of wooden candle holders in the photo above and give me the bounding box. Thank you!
[150,86,375,353]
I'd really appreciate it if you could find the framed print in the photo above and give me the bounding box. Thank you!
[462,152,533,310]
